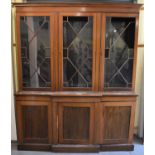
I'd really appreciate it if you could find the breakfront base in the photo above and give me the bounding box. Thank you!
[17,144,134,152]
[52,144,100,152]
[18,144,51,151]
[100,144,134,151]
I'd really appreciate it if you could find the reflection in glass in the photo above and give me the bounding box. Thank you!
[104,17,135,88]
[63,16,93,87]
[20,16,51,88]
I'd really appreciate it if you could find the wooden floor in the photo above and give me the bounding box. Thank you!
[11,140,144,155]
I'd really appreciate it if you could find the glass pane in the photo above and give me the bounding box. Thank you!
[104,17,135,88]
[20,16,51,88]
[63,16,93,88]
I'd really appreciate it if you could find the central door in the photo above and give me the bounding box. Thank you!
[58,102,94,144]
[59,13,97,91]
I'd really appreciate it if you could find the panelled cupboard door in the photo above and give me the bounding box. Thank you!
[58,103,94,144]
[102,102,134,144]
[16,14,55,91]
[16,101,52,144]
[59,13,98,91]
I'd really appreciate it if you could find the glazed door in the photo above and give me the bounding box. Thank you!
[58,102,94,144]
[59,13,98,91]
[17,13,55,91]
[100,14,138,91]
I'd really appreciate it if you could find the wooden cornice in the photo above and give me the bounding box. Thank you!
[12,2,143,13]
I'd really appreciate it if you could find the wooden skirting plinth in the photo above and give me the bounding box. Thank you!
[52,144,100,153]
[17,144,134,152]
[18,144,51,151]
[100,144,134,151]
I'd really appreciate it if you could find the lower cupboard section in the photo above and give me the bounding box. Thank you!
[15,95,136,152]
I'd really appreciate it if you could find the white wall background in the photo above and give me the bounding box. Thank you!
[11,0,20,141]
[11,73,17,140]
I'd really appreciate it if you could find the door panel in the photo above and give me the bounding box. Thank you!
[103,105,131,144]
[63,107,90,140]
[58,103,94,144]
[22,106,48,143]
[16,100,51,144]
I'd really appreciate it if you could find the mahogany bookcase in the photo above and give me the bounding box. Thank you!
[13,2,142,152]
